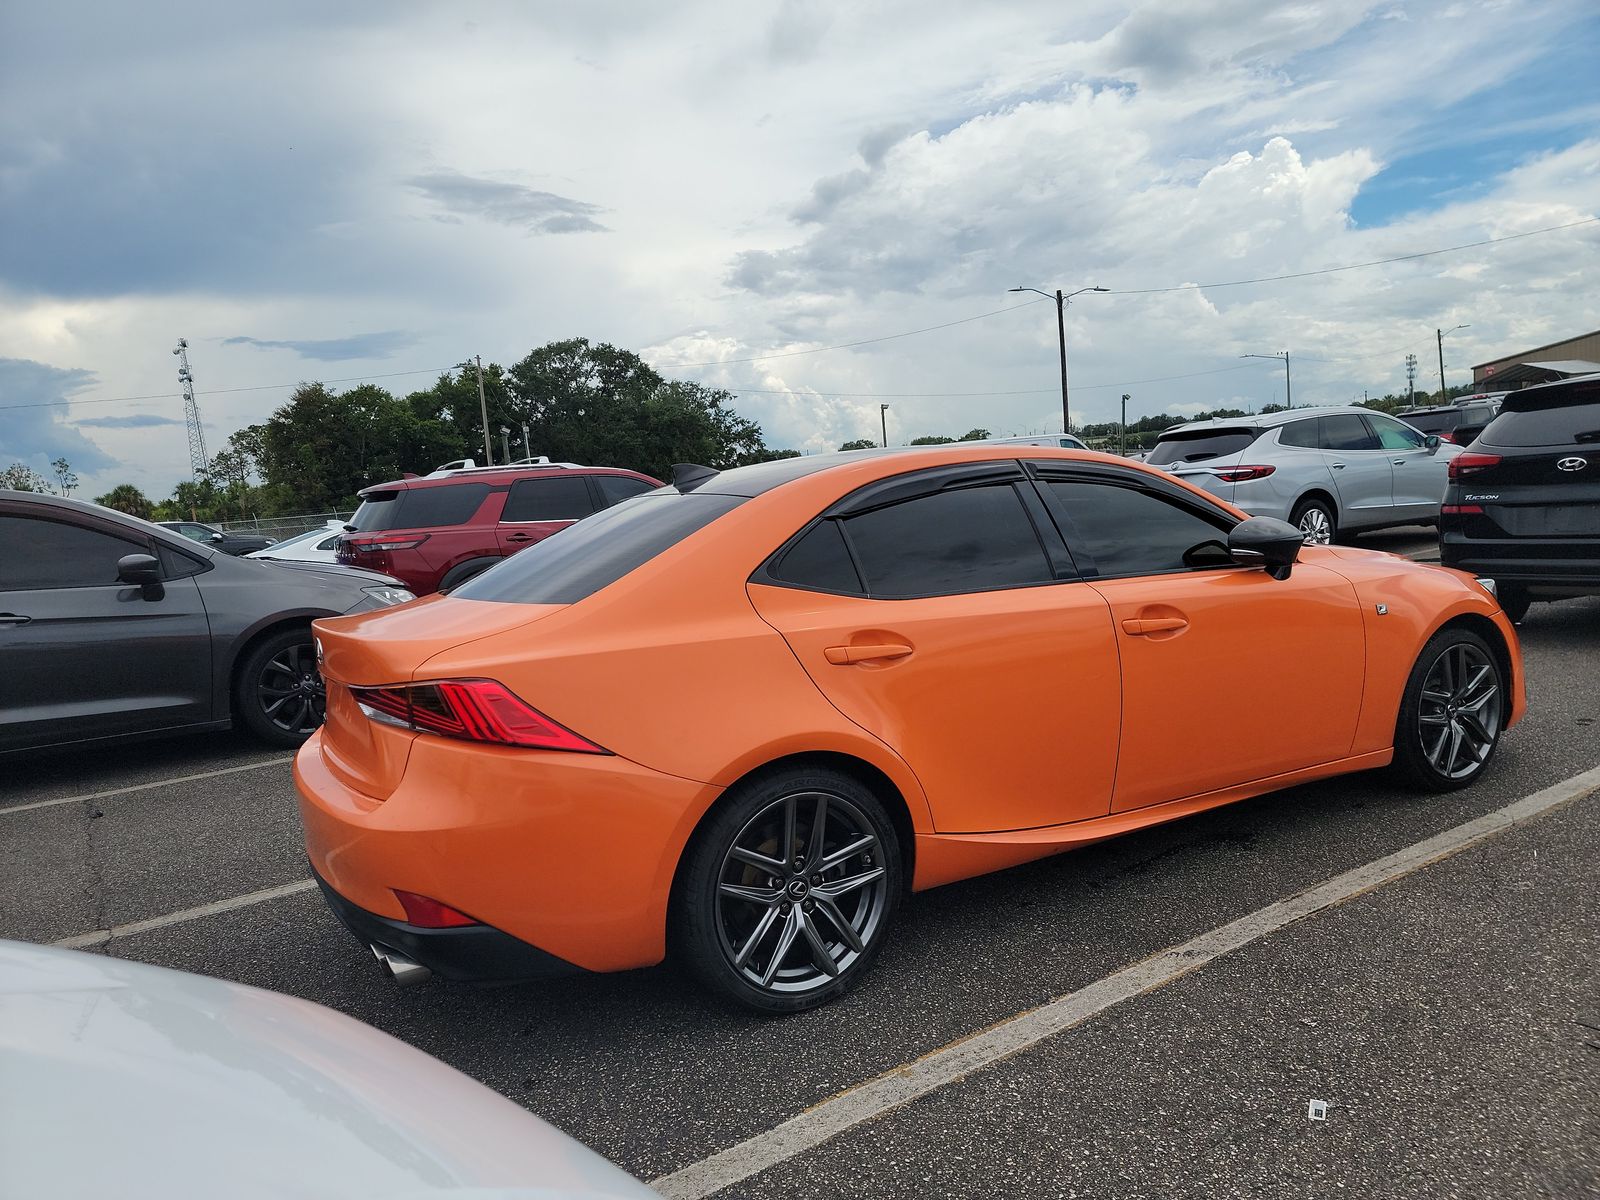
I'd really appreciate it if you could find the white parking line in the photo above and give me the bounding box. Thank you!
[0,757,292,816]
[52,880,317,949]
[652,764,1600,1200]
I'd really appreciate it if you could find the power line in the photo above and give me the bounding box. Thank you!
[1103,216,1600,295]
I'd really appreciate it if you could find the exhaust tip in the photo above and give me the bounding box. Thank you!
[370,944,432,987]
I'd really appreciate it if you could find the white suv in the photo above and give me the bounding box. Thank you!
[1149,407,1463,544]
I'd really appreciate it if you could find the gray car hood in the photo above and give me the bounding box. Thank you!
[0,941,655,1199]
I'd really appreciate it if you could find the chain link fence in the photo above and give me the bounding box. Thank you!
[217,511,353,541]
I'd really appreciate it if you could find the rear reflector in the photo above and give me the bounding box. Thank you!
[393,889,479,928]
[351,680,608,753]
[1441,504,1484,515]
[1212,465,1276,482]
[1448,453,1502,481]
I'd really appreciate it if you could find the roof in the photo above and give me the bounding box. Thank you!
[1473,330,1600,370]
[1476,359,1600,388]
[1160,405,1374,434]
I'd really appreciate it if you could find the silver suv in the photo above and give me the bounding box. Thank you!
[1148,406,1463,543]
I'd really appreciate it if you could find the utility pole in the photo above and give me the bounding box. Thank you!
[500,426,511,463]
[1120,394,1129,456]
[1437,326,1470,405]
[521,422,531,458]
[1405,353,1418,405]
[475,355,492,466]
[1240,351,1291,409]
[172,338,209,482]
[1008,285,1109,436]
[879,404,890,448]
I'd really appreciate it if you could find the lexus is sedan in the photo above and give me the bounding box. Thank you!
[1,491,413,754]
[296,446,1524,1013]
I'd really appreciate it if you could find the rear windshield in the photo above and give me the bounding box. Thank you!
[1146,428,1260,466]
[1400,411,1460,434]
[1480,399,1600,448]
[347,483,491,531]
[452,492,745,604]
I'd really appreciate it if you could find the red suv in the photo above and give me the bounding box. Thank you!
[336,461,661,594]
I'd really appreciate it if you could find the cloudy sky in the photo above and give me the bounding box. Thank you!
[3,0,1598,499]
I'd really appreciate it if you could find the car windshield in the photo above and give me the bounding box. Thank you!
[1400,411,1460,434]
[347,484,491,531]
[1146,428,1260,465]
[1480,396,1600,447]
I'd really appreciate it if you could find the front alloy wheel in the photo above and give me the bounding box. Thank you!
[678,768,900,1014]
[1393,629,1505,791]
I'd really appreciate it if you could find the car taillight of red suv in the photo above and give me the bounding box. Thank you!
[336,462,661,595]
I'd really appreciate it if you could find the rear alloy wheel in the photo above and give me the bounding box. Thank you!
[1290,497,1336,546]
[1392,628,1505,792]
[676,768,900,1014]
[234,627,325,747]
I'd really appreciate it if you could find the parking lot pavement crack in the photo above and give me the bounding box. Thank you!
[79,796,112,950]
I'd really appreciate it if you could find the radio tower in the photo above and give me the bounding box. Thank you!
[173,338,209,479]
[1405,353,1418,405]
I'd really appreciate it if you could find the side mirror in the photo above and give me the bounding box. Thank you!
[1228,516,1302,581]
[117,553,164,600]
[210,531,225,542]
[1423,434,1442,453]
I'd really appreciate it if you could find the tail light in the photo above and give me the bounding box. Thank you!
[393,889,479,928]
[1212,465,1276,482]
[1449,453,1502,481]
[350,680,607,753]
[347,533,430,553]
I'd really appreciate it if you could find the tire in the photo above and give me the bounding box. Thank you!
[1391,627,1506,793]
[1289,496,1336,546]
[1497,584,1531,624]
[234,627,324,748]
[674,766,902,1015]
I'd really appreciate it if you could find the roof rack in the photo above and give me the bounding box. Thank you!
[423,456,587,478]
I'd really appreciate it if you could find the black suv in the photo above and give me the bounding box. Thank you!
[159,520,275,555]
[1440,374,1600,621]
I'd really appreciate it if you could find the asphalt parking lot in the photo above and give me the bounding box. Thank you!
[5,530,1598,1198]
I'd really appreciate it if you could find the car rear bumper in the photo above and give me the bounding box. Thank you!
[311,866,584,982]
[1439,535,1600,594]
[294,729,720,974]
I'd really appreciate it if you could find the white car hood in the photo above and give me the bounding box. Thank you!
[0,941,654,1199]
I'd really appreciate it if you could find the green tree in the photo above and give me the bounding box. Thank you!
[958,428,991,441]
[839,438,879,451]
[94,484,155,519]
[1,462,49,491]
[909,435,956,445]
[51,457,77,495]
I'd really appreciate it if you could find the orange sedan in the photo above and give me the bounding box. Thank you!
[296,446,1524,1013]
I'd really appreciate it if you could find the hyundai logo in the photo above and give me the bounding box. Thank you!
[1557,457,1588,472]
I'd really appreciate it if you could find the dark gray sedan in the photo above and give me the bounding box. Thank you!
[1,491,414,754]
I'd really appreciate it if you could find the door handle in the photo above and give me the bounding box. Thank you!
[0,613,31,625]
[1330,462,1346,469]
[1393,459,1408,466]
[504,532,536,543]
[1121,617,1188,636]
[825,642,913,665]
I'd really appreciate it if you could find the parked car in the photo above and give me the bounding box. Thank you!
[1149,406,1463,544]
[1440,372,1600,621]
[973,433,1090,450]
[245,520,346,564]
[335,459,662,595]
[0,940,657,1199]
[0,491,413,754]
[1396,397,1502,446]
[158,519,275,556]
[296,445,1521,1014]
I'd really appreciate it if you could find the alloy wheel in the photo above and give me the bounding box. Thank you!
[257,641,325,736]
[714,790,889,995]
[1297,506,1332,545]
[1417,642,1502,780]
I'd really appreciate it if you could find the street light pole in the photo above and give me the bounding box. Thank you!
[879,403,890,448]
[1009,285,1109,436]
[1120,393,1129,456]
[1437,325,1470,405]
[500,426,511,463]
[1241,352,1292,409]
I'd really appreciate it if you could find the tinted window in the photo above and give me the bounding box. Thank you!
[771,520,862,593]
[454,493,744,605]
[1319,415,1379,451]
[173,523,213,543]
[1369,414,1426,450]
[502,476,596,522]
[1279,419,1319,448]
[1048,481,1232,577]
[156,543,206,579]
[1147,428,1260,465]
[596,475,656,507]
[1481,399,1600,448]
[0,516,145,589]
[841,484,1052,598]
[348,483,491,531]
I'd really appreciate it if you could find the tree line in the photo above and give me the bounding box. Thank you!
[80,339,799,523]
